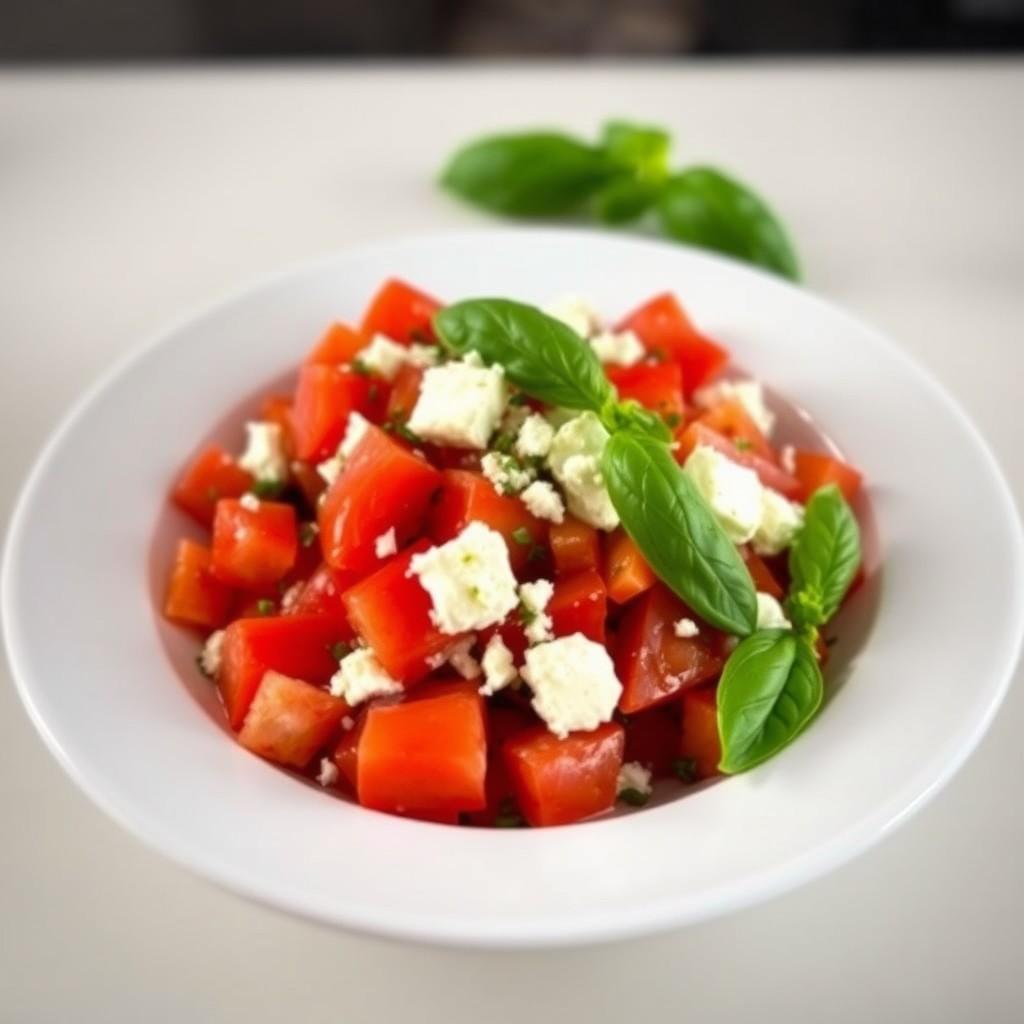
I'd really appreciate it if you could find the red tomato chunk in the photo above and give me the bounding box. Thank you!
[548,569,607,644]
[172,445,252,527]
[679,686,722,781]
[211,499,297,589]
[291,364,385,463]
[360,278,443,343]
[164,539,234,630]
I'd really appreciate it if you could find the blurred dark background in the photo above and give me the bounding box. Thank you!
[4,0,1023,60]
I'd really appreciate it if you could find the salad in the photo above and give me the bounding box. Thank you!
[163,278,865,828]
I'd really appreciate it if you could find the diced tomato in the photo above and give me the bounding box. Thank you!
[163,539,234,629]
[357,684,486,819]
[677,422,801,499]
[290,461,326,509]
[503,722,625,827]
[697,398,775,462]
[425,446,484,472]
[386,364,424,424]
[210,499,297,589]
[305,322,364,366]
[616,293,729,397]
[360,278,443,343]
[466,706,536,827]
[740,546,783,599]
[679,686,721,780]
[259,394,296,461]
[606,361,684,424]
[237,670,347,768]
[549,569,607,643]
[615,585,724,714]
[319,425,442,576]
[218,615,348,730]
[793,450,863,503]
[172,445,253,527]
[331,718,363,790]
[478,616,530,664]
[291,364,386,463]
[341,541,456,683]
[429,470,544,575]
[549,516,600,575]
[624,706,680,779]
[603,528,657,605]
[284,562,357,635]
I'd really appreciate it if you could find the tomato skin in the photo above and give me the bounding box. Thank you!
[616,293,729,397]
[210,499,298,589]
[259,394,296,460]
[291,364,386,463]
[679,685,722,780]
[331,719,363,790]
[284,562,357,636]
[624,706,680,779]
[163,539,234,629]
[386,364,424,423]
[341,541,457,684]
[677,421,801,499]
[606,361,684,423]
[218,615,349,731]
[360,278,442,343]
[357,683,487,819]
[548,569,608,644]
[793,450,862,503]
[603,528,657,605]
[549,516,600,575]
[319,425,441,577]
[478,616,530,664]
[429,470,544,575]
[740,546,783,599]
[466,706,537,826]
[503,722,625,827]
[697,398,776,462]
[305,322,364,366]
[614,585,724,714]
[172,445,253,527]
[238,670,348,769]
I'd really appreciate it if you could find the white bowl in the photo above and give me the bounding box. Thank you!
[4,229,1022,948]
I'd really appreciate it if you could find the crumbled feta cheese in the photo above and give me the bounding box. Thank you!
[752,490,804,556]
[199,630,224,678]
[500,403,531,436]
[407,343,441,368]
[446,637,482,680]
[547,412,619,531]
[514,413,555,459]
[316,411,371,485]
[425,651,448,671]
[695,379,776,436]
[674,618,700,639]
[462,350,485,368]
[356,334,409,381]
[407,361,508,450]
[239,492,261,512]
[617,761,654,797]
[479,634,517,696]
[407,522,519,634]
[519,480,565,524]
[522,634,623,739]
[519,579,555,645]
[756,592,792,630]
[374,527,398,560]
[317,758,339,788]
[683,444,763,544]
[544,295,601,338]
[780,444,796,475]
[280,581,303,612]
[329,648,403,705]
[481,452,534,495]
[238,421,288,483]
[589,329,645,367]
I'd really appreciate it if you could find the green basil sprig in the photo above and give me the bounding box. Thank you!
[439,121,800,281]
[716,630,823,774]
[602,431,756,635]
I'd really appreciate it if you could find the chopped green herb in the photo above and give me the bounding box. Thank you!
[618,787,650,807]
[508,391,530,407]
[663,412,682,429]
[527,543,547,564]
[518,600,538,626]
[733,438,754,452]
[351,358,372,377]
[511,526,532,546]
[491,431,515,455]
[329,641,353,661]
[299,522,319,548]
[385,417,423,445]
[494,798,526,828]
[250,477,285,499]
[672,757,697,783]
[255,598,275,616]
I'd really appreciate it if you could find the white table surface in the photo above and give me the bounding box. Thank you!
[2,61,1023,1022]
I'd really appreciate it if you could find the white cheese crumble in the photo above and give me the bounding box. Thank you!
[480,452,534,495]
[673,618,700,639]
[374,527,398,560]
[407,522,519,634]
[239,492,261,512]
[522,633,623,739]
[519,480,566,524]
[341,715,355,731]
[356,334,410,381]
[589,329,645,367]
[544,295,601,338]
[329,648,403,705]
[756,592,792,630]
[617,761,654,797]
[199,630,225,678]
[238,421,288,484]
[317,758,339,788]
[407,360,508,450]
[514,413,555,459]
[479,634,517,696]
[683,444,763,544]
[694,379,776,436]
[445,636,482,680]
[280,581,303,612]
[752,489,804,557]
[316,411,370,485]
[407,342,441,368]
[519,579,555,645]
[547,412,619,531]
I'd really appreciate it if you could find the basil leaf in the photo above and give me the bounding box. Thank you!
[440,133,617,217]
[600,121,671,180]
[717,631,823,774]
[657,167,800,281]
[602,431,757,635]
[433,298,614,413]
[593,178,661,225]
[787,484,861,629]
[602,399,672,442]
